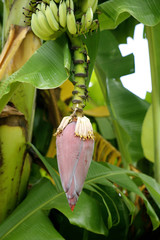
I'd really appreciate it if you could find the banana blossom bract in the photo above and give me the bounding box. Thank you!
[56,116,94,211]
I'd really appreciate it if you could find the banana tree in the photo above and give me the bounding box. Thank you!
[0,0,160,239]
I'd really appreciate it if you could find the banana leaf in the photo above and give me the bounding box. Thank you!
[98,0,160,30]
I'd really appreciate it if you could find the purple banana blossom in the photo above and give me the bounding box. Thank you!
[56,119,94,211]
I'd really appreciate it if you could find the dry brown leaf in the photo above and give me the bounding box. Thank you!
[60,79,74,101]
[0,25,30,79]
[84,106,110,117]
[93,132,121,165]
[0,25,41,80]
[46,134,57,158]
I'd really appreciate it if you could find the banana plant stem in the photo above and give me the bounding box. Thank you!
[146,25,160,183]
[68,34,89,116]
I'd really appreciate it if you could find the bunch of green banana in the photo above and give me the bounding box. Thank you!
[31,0,61,40]
[30,0,98,40]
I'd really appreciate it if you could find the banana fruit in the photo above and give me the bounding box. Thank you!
[50,0,59,22]
[31,13,51,40]
[37,11,54,35]
[59,0,67,28]
[37,2,46,14]
[31,1,60,40]
[66,0,74,10]
[30,0,98,40]
[81,7,93,32]
[45,6,59,31]
[85,7,93,29]
[67,9,77,35]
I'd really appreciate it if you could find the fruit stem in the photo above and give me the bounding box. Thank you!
[68,35,89,117]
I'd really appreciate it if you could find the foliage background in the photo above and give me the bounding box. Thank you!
[0,0,160,239]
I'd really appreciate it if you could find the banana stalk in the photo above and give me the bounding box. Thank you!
[69,35,89,115]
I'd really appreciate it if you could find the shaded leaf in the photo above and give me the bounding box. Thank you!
[99,0,160,30]
[84,106,109,117]
[95,117,115,140]
[28,143,62,192]
[106,79,149,163]
[141,105,154,162]
[95,30,134,81]
[86,161,160,229]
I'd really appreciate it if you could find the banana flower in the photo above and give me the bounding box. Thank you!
[56,116,94,211]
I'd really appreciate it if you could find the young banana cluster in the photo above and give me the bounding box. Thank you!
[29,0,98,41]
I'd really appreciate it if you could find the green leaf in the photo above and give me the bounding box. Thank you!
[98,0,160,30]
[106,79,149,163]
[86,161,160,230]
[95,117,115,140]
[98,11,130,31]
[141,105,154,162]
[94,30,149,164]
[95,31,134,80]
[0,179,67,240]
[137,172,160,208]
[0,178,109,239]
[0,36,69,102]
[85,184,113,229]
[3,210,64,240]
[111,17,138,44]
[105,163,160,230]
[28,143,62,192]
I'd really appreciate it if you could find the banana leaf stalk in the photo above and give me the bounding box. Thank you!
[0,106,31,222]
[146,24,160,183]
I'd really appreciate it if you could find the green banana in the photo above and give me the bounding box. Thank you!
[31,13,53,40]
[45,6,59,31]
[59,0,67,28]
[37,2,46,14]
[54,0,61,3]
[66,0,74,10]
[81,14,86,32]
[36,4,42,12]
[67,9,77,35]
[92,0,98,13]
[85,7,93,29]
[36,10,55,35]
[80,0,96,13]
[81,7,93,32]
[50,0,59,22]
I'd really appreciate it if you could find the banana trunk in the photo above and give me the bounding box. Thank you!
[0,106,31,222]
